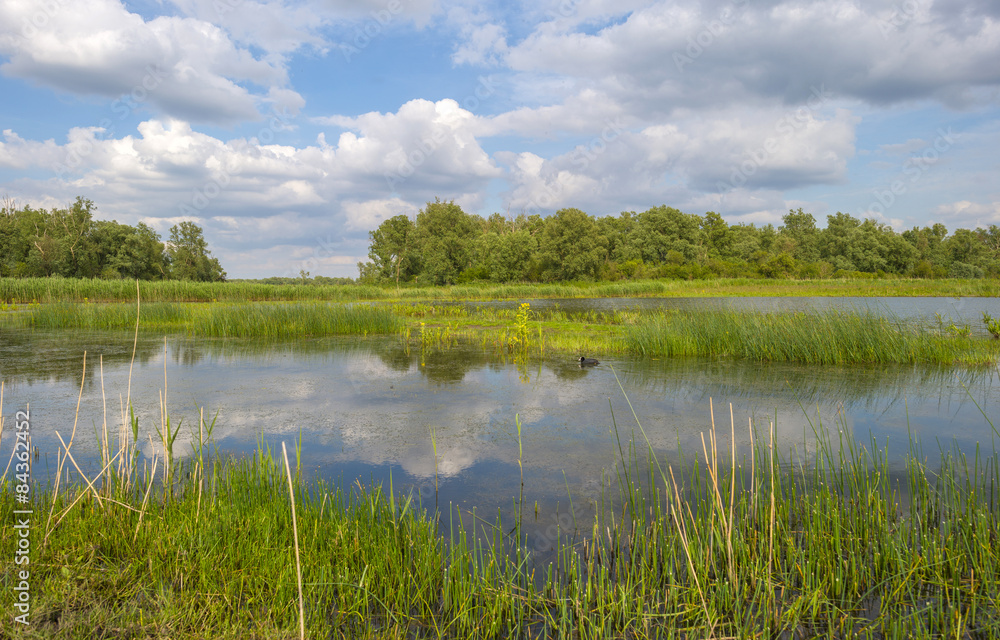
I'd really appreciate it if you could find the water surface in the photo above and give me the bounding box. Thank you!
[1,296,998,550]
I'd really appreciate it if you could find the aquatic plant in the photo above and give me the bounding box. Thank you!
[625,308,1000,365]
[984,311,1000,339]
[11,301,401,337]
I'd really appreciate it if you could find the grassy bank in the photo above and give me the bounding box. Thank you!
[2,276,998,304]
[2,402,998,638]
[6,301,401,338]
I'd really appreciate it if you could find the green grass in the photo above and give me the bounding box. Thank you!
[10,301,401,337]
[2,394,998,638]
[623,308,1000,365]
[1,276,998,304]
[5,298,998,365]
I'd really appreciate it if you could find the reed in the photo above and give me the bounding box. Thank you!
[2,276,998,304]
[9,301,401,337]
[624,308,1000,365]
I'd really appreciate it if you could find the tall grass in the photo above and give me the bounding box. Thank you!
[2,276,998,304]
[14,301,400,337]
[625,308,1000,365]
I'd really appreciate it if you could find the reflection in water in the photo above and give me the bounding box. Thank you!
[1,325,997,548]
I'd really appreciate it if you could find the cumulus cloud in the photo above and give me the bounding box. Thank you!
[494,101,858,220]
[935,200,1000,229]
[0,0,300,125]
[316,97,503,199]
[504,0,1000,112]
[1,96,505,276]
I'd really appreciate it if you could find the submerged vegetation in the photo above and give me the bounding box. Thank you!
[1,386,998,638]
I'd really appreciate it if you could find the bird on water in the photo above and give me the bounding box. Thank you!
[578,356,599,366]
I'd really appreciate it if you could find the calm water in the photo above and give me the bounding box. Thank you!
[1,296,998,549]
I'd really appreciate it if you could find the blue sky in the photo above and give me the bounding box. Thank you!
[1,0,998,278]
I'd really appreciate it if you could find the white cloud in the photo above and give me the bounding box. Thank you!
[0,0,300,125]
[317,98,503,198]
[503,0,1000,113]
[935,200,1000,228]
[448,6,508,66]
[342,197,413,230]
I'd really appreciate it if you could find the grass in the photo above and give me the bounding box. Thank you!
[623,308,1000,365]
[1,382,998,638]
[1,276,998,304]
[7,301,401,338]
[6,298,998,365]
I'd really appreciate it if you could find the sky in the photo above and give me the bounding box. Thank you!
[0,0,998,279]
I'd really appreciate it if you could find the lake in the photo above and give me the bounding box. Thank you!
[1,296,998,550]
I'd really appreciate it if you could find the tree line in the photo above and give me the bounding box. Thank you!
[0,197,226,281]
[360,200,1000,285]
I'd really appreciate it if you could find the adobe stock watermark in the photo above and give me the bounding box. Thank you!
[519,117,627,216]
[52,64,167,178]
[340,0,407,62]
[18,0,70,40]
[383,75,498,191]
[716,84,834,198]
[12,407,32,626]
[545,0,582,20]
[674,0,749,73]
[878,0,921,39]
[214,0,246,18]
[864,127,958,219]
[177,105,295,217]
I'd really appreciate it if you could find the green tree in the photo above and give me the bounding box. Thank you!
[93,220,167,279]
[412,200,480,285]
[475,228,538,282]
[779,208,820,263]
[363,214,417,287]
[166,221,226,281]
[627,206,703,264]
[701,211,734,259]
[820,212,862,271]
[944,228,989,270]
[537,208,607,281]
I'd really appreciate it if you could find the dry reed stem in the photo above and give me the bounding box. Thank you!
[43,439,125,547]
[768,419,776,589]
[749,417,755,515]
[701,400,737,588]
[53,431,105,507]
[667,465,715,639]
[100,355,111,492]
[134,456,158,542]
[282,441,306,640]
[46,352,88,534]
[196,407,204,523]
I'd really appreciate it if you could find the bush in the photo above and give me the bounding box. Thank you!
[948,261,984,279]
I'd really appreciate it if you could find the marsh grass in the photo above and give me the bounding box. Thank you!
[10,301,401,338]
[2,276,998,304]
[625,308,1000,365]
[2,383,998,638]
[12,299,997,366]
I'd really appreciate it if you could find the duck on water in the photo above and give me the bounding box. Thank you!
[578,356,599,366]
